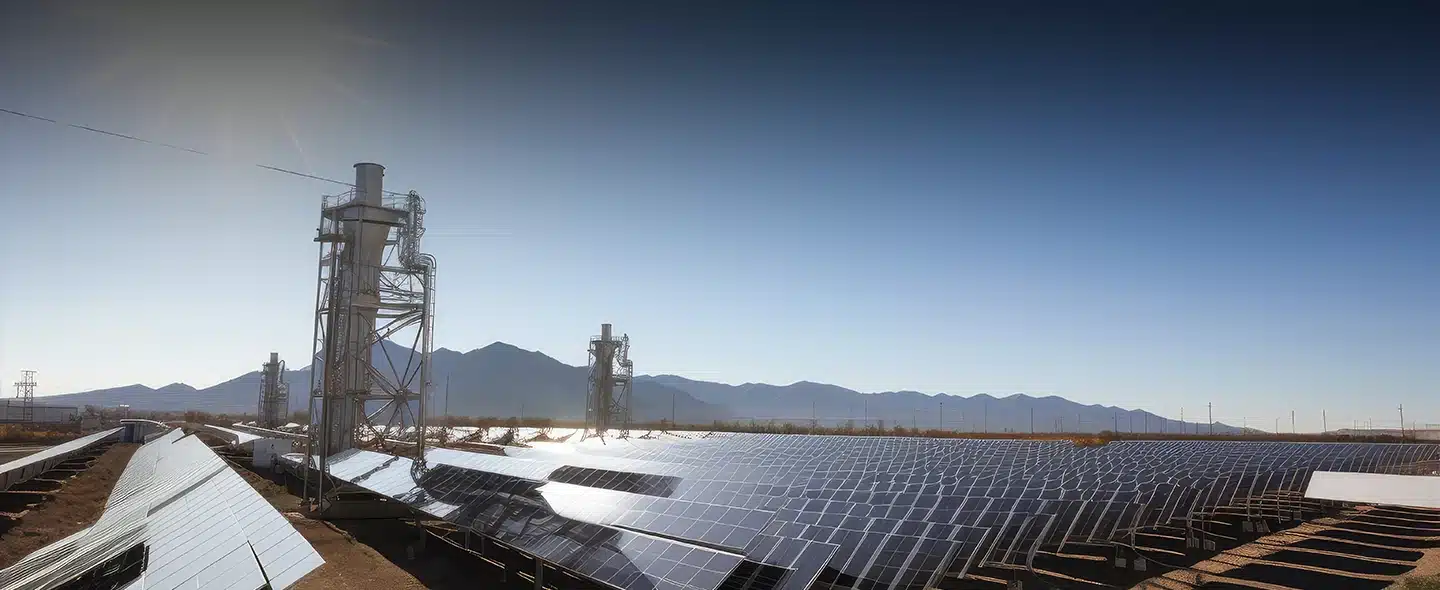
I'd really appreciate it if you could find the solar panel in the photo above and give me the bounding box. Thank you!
[0,427,123,491]
[319,449,747,590]
[290,434,1440,590]
[2,430,323,590]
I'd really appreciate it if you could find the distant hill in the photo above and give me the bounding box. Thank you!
[38,342,1249,434]
[429,342,723,423]
[37,341,723,423]
[639,375,1252,435]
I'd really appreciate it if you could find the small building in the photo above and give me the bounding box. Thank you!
[0,400,80,423]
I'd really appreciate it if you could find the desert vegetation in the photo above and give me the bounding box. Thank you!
[0,424,85,444]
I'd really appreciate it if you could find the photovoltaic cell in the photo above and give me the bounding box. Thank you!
[317,449,745,590]
[285,434,1440,590]
[3,430,323,590]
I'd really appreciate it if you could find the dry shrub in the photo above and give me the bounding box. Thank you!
[0,425,78,444]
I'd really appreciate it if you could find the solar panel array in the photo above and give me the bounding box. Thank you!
[2,429,324,590]
[293,434,1440,590]
[0,427,122,490]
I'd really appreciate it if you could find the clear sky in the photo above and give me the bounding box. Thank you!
[1,1,1436,431]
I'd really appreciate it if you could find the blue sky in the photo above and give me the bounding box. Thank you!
[1,1,1436,431]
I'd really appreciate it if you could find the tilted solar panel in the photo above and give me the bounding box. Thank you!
[1,430,323,590]
[293,434,1440,590]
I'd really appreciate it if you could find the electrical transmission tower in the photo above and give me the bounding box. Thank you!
[258,353,289,428]
[304,163,436,506]
[585,323,632,439]
[12,370,36,422]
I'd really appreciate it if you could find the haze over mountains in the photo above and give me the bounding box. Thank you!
[38,342,1249,434]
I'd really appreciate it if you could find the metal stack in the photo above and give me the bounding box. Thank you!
[304,163,436,506]
[257,353,289,428]
[585,323,633,438]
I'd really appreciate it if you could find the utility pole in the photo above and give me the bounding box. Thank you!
[12,370,36,423]
[444,375,450,420]
[1322,410,1327,433]
[1129,413,1133,433]
[1291,410,1295,434]
[1077,412,1081,434]
[939,401,944,432]
[1274,416,1279,434]
[671,389,676,425]
[913,408,918,430]
[1030,407,1034,434]
[1208,402,1213,436]
[983,400,988,433]
[1145,412,1149,433]
[1113,413,1119,432]
[1399,405,1406,439]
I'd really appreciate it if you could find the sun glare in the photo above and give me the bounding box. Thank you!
[62,0,387,158]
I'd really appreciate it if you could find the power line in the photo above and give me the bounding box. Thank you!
[0,107,57,123]
[255,164,355,188]
[68,123,210,155]
[2,105,405,195]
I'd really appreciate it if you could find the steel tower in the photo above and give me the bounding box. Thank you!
[257,353,289,428]
[304,163,435,503]
[585,323,632,438]
[12,371,36,423]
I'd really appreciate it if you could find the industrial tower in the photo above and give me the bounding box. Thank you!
[585,323,632,437]
[304,163,436,497]
[257,353,289,428]
[12,371,36,422]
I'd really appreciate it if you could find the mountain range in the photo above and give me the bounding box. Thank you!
[35,341,1250,434]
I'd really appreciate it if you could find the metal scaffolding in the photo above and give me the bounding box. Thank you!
[257,353,289,428]
[12,370,36,422]
[585,323,632,438]
[304,163,435,507]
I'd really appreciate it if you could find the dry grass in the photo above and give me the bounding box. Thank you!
[0,425,85,444]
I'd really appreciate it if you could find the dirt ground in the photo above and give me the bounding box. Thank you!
[0,443,138,569]
[287,517,429,590]
[1388,549,1440,589]
[227,463,434,589]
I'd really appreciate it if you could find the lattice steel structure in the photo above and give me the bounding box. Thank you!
[257,352,289,428]
[12,370,36,422]
[585,323,632,438]
[304,163,436,505]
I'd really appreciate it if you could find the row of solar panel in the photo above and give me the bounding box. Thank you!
[0,427,123,491]
[504,437,1438,568]
[290,435,1440,590]
[2,429,323,590]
